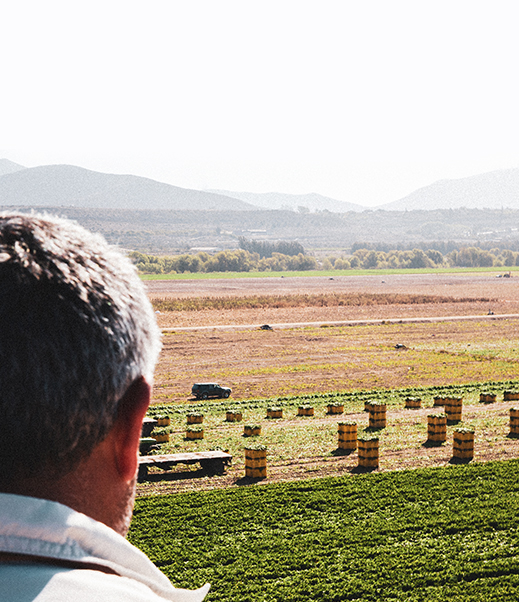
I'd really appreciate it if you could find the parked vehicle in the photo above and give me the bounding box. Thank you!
[191,382,232,399]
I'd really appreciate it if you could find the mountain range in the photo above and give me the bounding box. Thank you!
[382,169,519,211]
[0,161,255,211]
[1,158,519,212]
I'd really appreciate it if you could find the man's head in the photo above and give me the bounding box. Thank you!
[0,212,161,491]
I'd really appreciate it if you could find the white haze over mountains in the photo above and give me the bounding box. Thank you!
[207,190,365,213]
[1,158,519,212]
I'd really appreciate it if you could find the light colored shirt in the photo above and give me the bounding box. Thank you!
[0,493,210,601]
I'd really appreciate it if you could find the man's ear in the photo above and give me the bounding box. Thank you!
[111,377,151,481]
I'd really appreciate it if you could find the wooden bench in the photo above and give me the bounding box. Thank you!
[138,450,232,481]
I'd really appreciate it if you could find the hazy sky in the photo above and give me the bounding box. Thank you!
[2,1,518,207]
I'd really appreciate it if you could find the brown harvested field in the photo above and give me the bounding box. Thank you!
[147,272,519,403]
[147,272,519,327]
[137,272,519,494]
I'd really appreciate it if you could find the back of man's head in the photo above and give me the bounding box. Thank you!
[0,212,161,487]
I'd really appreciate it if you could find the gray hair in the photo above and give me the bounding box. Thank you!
[0,212,161,484]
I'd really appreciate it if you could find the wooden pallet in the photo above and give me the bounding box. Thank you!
[141,417,158,437]
[138,450,232,481]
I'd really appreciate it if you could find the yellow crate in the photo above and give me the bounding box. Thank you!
[245,458,267,469]
[245,448,267,460]
[267,409,283,419]
[226,411,242,422]
[187,414,203,424]
[405,397,422,409]
[338,423,357,434]
[338,434,357,442]
[338,439,357,451]
[185,430,203,440]
[245,466,267,479]
[244,426,261,437]
[453,448,474,460]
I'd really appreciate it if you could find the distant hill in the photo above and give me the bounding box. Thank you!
[379,168,519,211]
[0,158,26,177]
[207,189,365,212]
[0,164,257,211]
[3,159,519,214]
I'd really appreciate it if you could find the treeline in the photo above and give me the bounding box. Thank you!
[130,245,519,274]
[130,249,318,274]
[238,237,305,258]
[336,247,519,269]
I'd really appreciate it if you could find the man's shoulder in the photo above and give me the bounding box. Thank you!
[0,563,193,601]
[0,494,209,602]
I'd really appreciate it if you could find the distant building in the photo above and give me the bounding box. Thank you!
[189,247,221,253]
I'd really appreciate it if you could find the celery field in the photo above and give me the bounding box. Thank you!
[129,459,519,602]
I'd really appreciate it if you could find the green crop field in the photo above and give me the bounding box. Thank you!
[129,459,519,601]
